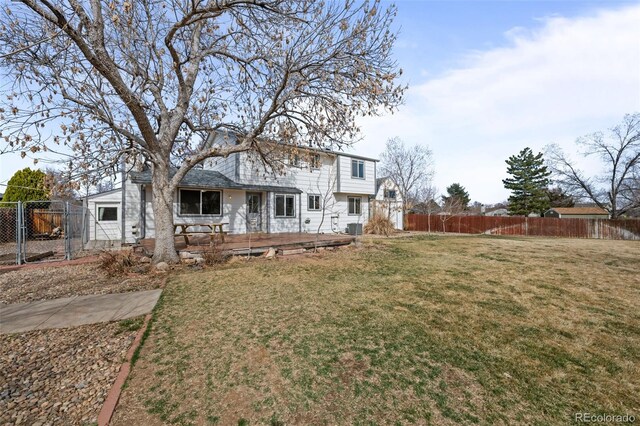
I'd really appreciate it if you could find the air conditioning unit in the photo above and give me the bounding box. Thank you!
[346,223,362,235]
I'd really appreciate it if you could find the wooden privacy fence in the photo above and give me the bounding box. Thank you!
[28,208,64,235]
[406,214,640,240]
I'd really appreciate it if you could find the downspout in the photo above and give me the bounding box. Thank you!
[121,162,126,244]
[266,192,271,234]
[336,155,341,193]
[298,193,302,233]
[140,185,146,239]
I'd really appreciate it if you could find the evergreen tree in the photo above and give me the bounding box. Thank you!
[2,168,49,203]
[442,183,470,209]
[503,148,551,216]
[546,186,575,208]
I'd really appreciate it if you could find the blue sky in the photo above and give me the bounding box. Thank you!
[2,0,639,203]
[351,0,640,203]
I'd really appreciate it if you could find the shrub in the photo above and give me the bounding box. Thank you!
[98,250,137,276]
[364,214,395,236]
[203,242,230,266]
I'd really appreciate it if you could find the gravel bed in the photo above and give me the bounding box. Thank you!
[0,262,161,305]
[0,321,139,425]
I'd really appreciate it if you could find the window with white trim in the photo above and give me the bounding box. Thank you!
[351,159,365,178]
[179,189,222,215]
[348,196,361,215]
[308,195,320,211]
[275,194,296,217]
[97,207,118,221]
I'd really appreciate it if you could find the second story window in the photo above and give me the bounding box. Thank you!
[288,153,300,167]
[310,154,321,169]
[351,159,365,179]
[384,189,397,199]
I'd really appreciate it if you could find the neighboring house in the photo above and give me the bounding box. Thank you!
[84,136,378,243]
[373,177,403,229]
[485,208,509,217]
[544,207,610,219]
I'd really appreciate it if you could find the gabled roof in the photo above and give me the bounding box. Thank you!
[130,169,301,194]
[548,207,609,215]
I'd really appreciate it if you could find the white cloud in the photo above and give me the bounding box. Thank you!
[354,4,640,203]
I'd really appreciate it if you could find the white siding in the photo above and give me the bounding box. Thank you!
[123,177,141,243]
[204,153,238,180]
[86,190,122,242]
[337,155,376,195]
[267,192,300,233]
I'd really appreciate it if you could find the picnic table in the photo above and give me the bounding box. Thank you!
[174,223,228,245]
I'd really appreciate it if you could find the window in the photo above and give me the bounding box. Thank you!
[179,189,222,215]
[275,194,296,217]
[308,195,321,211]
[288,153,300,167]
[309,154,321,169]
[348,196,361,215]
[384,189,397,199]
[98,207,118,221]
[351,159,365,178]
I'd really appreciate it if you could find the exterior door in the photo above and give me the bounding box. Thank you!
[95,203,121,240]
[246,193,262,233]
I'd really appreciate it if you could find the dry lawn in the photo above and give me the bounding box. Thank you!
[113,235,640,425]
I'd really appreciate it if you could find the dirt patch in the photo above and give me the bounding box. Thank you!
[0,261,162,304]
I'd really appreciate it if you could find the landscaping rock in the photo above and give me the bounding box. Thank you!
[281,248,305,256]
[0,322,137,425]
[264,247,277,259]
[154,262,169,272]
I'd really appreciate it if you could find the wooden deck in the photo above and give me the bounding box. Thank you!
[140,232,355,255]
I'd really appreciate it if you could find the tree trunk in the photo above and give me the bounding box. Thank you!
[151,167,180,264]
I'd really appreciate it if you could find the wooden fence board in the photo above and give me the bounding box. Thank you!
[406,214,640,240]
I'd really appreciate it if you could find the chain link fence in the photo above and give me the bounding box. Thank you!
[0,200,89,265]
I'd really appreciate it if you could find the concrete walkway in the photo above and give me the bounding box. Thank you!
[0,289,162,334]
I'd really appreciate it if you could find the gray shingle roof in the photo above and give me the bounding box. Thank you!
[129,169,301,193]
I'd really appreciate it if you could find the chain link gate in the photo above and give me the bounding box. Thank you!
[0,202,20,265]
[0,200,88,265]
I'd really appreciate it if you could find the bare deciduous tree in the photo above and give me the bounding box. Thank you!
[546,113,640,218]
[0,0,405,262]
[379,137,434,229]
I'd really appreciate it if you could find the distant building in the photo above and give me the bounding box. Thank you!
[485,208,508,217]
[544,207,609,219]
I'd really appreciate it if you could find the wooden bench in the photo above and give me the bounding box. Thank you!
[174,223,228,245]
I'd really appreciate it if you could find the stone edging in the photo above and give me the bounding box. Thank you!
[97,312,152,426]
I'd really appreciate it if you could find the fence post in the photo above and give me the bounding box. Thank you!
[64,201,71,260]
[16,201,22,265]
